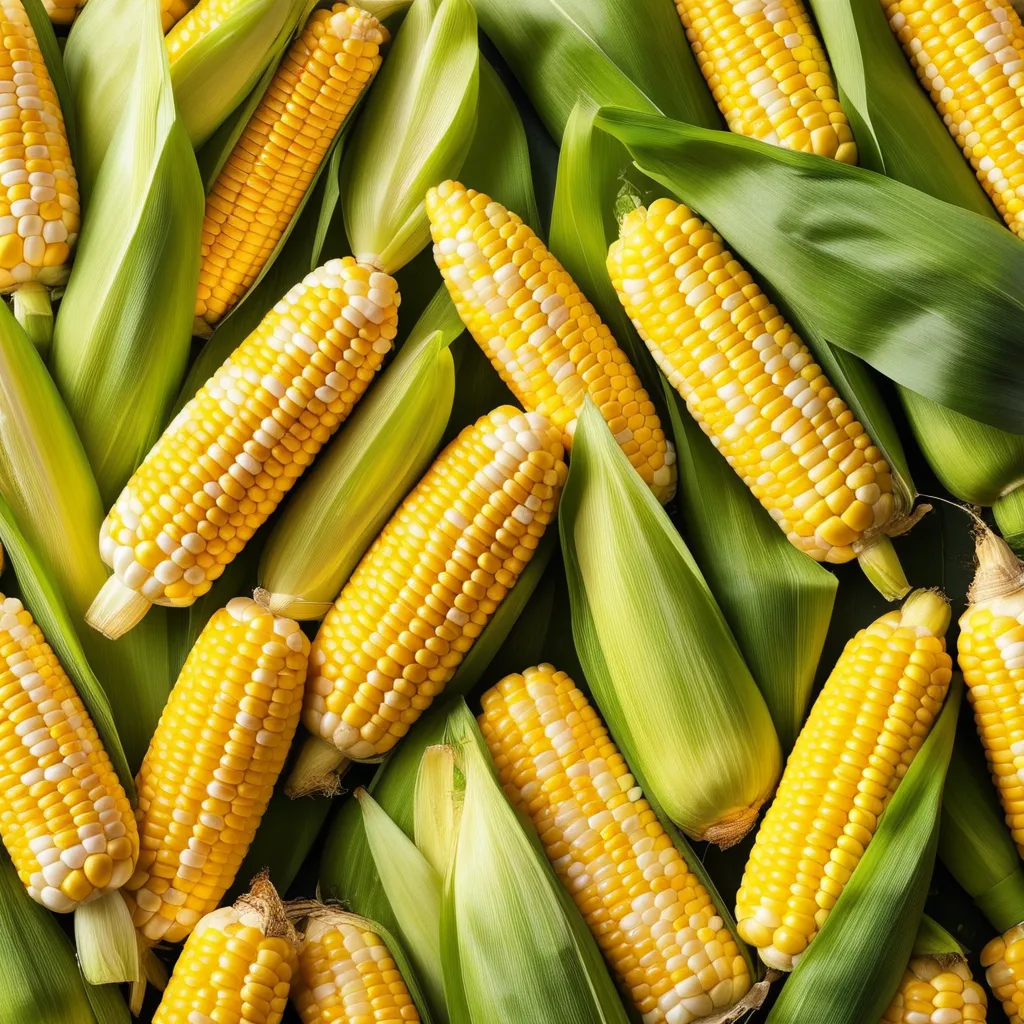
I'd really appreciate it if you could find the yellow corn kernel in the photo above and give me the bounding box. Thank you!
[304,407,567,762]
[0,0,79,290]
[426,179,676,503]
[161,0,196,32]
[983,925,1024,1024]
[88,258,398,638]
[479,664,751,1024]
[152,874,297,1024]
[881,0,1024,238]
[195,4,385,328]
[675,0,856,163]
[292,910,421,1023]
[609,197,897,566]
[122,597,308,944]
[0,593,138,911]
[40,0,83,24]
[735,589,952,970]
[882,956,988,1023]
[166,0,245,63]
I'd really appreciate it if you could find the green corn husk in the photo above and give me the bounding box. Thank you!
[940,731,1024,936]
[257,289,459,619]
[342,0,478,274]
[809,0,1024,551]
[0,303,172,769]
[910,915,967,962]
[169,0,308,147]
[0,849,129,1024]
[766,679,961,1023]
[437,701,630,1024]
[595,107,1024,435]
[551,99,835,748]
[52,0,204,504]
[469,0,720,142]
[560,399,781,846]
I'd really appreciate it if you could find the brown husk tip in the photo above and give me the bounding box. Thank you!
[969,521,1024,604]
[235,870,295,942]
[699,971,777,1023]
[699,802,763,849]
[284,897,377,941]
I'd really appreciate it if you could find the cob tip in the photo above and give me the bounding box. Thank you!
[856,534,912,602]
[283,734,350,799]
[969,522,1024,605]
[86,575,153,639]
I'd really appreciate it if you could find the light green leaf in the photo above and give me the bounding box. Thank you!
[52,0,204,504]
[440,701,630,1024]
[469,0,720,141]
[596,106,1024,435]
[342,0,479,272]
[767,680,961,1023]
[560,399,781,844]
[170,0,308,147]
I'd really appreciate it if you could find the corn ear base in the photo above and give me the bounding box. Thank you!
[258,290,459,619]
[438,700,631,1024]
[766,679,962,1023]
[560,399,782,845]
[169,0,308,147]
[51,0,204,504]
[342,0,478,273]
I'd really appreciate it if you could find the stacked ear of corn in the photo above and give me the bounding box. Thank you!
[151,873,297,1024]
[292,407,566,792]
[673,0,857,162]
[122,597,308,946]
[194,3,387,332]
[479,664,756,1024]
[426,180,677,503]
[86,258,397,640]
[609,196,912,600]
[735,589,953,970]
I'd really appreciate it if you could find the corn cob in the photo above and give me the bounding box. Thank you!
[609,197,910,593]
[166,0,248,63]
[983,926,1024,1024]
[426,180,677,503]
[479,664,752,1024]
[123,597,308,944]
[152,873,297,1024]
[87,257,398,640]
[303,407,566,765]
[0,592,137,912]
[735,589,952,970]
[0,0,79,292]
[195,4,386,330]
[291,907,421,1024]
[882,0,1024,239]
[958,526,1024,859]
[674,0,857,162]
[882,956,988,1023]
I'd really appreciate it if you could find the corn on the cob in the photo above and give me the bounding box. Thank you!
[479,664,752,1024]
[303,407,566,764]
[958,526,1024,859]
[674,0,857,162]
[152,873,297,1024]
[123,597,308,944]
[426,180,676,503]
[0,0,79,292]
[882,956,988,1023]
[735,589,952,970]
[882,0,1024,238]
[292,907,422,1024]
[165,0,246,63]
[983,926,1024,1024]
[87,257,398,640]
[0,592,137,912]
[195,4,386,330]
[609,198,909,591]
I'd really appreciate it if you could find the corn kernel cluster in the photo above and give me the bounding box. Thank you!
[675,0,857,162]
[426,179,676,503]
[983,925,1024,1024]
[882,957,988,1024]
[304,407,566,762]
[0,595,138,912]
[480,665,751,1024]
[123,597,308,944]
[735,591,952,970]
[609,198,896,564]
[196,4,385,327]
